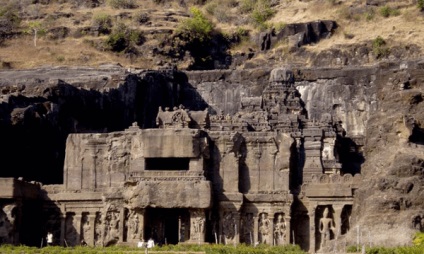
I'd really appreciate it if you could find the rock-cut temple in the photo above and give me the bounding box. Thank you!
[0,68,361,252]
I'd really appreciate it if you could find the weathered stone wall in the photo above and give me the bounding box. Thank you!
[0,61,423,249]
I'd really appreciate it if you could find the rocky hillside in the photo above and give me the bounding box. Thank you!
[0,0,424,69]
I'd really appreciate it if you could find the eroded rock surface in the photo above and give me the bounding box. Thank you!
[0,62,423,250]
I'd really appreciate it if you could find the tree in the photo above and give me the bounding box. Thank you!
[25,21,45,47]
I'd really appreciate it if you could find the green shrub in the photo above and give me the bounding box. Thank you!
[365,9,375,21]
[92,13,113,35]
[107,0,137,9]
[379,5,400,18]
[243,0,276,29]
[105,23,144,52]
[205,1,218,15]
[346,245,359,252]
[418,0,424,11]
[177,7,214,42]
[372,36,389,58]
[0,2,21,44]
[134,11,150,24]
[272,21,286,31]
[56,56,65,62]
[240,0,255,13]
[413,232,424,246]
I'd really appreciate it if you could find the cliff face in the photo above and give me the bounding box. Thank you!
[349,63,424,246]
[0,62,423,246]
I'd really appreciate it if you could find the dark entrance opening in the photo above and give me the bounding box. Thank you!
[145,158,190,170]
[145,208,189,245]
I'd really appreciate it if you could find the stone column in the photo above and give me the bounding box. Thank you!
[75,213,82,245]
[88,214,96,246]
[234,213,240,245]
[269,214,274,245]
[219,211,224,244]
[285,215,291,245]
[333,205,344,239]
[60,215,66,246]
[253,214,258,245]
[307,205,317,253]
[119,207,125,242]
[138,209,145,241]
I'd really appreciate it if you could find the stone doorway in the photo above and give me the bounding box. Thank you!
[145,208,189,245]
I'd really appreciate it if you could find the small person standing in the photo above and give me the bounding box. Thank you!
[47,232,53,246]
[147,238,155,248]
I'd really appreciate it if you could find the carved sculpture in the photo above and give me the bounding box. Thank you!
[94,212,102,246]
[274,214,286,245]
[65,213,78,246]
[319,207,336,250]
[192,212,205,234]
[128,211,139,240]
[222,212,235,240]
[242,213,254,244]
[81,213,91,245]
[258,213,270,244]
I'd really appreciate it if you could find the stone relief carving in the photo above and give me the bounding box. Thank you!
[0,204,15,244]
[274,213,286,245]
[81,213,91,245]
[258,213,270,244]
[192,210,205,234]
[128,211,140,240]
[104,211,120,246]
[156,106,191,128]
[65,213,78,246]
[241,213,254,244]
[222,211,235,240]
[94,212,102,246]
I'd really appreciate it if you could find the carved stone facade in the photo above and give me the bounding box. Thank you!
[0,67,360,252]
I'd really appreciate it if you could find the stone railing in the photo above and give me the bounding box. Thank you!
[310,173,362,184]
[127,171,206,182]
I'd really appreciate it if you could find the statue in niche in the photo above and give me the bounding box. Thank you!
[104,211,119,245]
[65,213,77,246]
[94,212,102,246]
[222,212,235,239]
[258,213,270,244]
[128,211,139,240]
[81,213,91,245]
[319,207,336,250]
[274,214,286,245]
[242,213,254,244]
[0,207,13,244]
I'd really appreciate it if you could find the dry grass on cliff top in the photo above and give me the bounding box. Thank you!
[1,0,424,69]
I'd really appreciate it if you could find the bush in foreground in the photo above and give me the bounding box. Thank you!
[0,243,306,254]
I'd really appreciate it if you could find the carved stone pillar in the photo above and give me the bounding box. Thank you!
[307,205,317,253]
[88,214,96,246]
[285,215,291,245]
[60,215,65,246]
[269,214,274,245]
[119,207,125,242]
[234,213,240,245]
[333,205,344,239]
[75,213,82,245]
[218,210,224,244]
[253,214,258,245]
[138,209,145,241]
